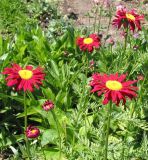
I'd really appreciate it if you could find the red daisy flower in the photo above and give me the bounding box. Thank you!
[42,100,54,111]
[112,8,144,32]
[90,73,138,106]
[2,63,45,92]
[26,125,40,138]
[76,34,101,52]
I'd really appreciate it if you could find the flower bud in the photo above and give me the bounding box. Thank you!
[26,126,40,138]
[90,60,95,69]
[137,75,144,81]
[42,100,54,111]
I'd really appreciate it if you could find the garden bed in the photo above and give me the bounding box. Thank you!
[0,0,148,159]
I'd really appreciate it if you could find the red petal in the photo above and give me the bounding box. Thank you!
[118,74,127,82]
[7,79,18,86]
[26,66,33,70]
[122,80,137,86]
[103,97,109,105]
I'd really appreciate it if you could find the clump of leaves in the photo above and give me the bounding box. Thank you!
[0,0,28,33]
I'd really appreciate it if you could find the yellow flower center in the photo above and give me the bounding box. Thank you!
[31,129,37,134]
[106,80,122,91]
[126,13,135,21]
[83,38,93,44]
[18,69,33,80]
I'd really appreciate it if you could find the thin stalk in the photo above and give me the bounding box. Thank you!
[110,45,113,63]
[144,131,148,156]
[104,9,112,46]
[97,2,104,33]
[85,53,89,77]
[88,13,91,33]
[51,110,62,160]
[122,101,136,160]
[40,140,46,160]
[93,5,99,32]
[121,136,126,160]
[124,28,129,54]
[104,101,112,160]
[24,92,31,159]
[84,53,89,136]
[71,53,91,153]
[72,87,90,155]
[106,11,112,36]
[119,28,129,67]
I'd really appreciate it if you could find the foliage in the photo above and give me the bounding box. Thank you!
[0,0,148,159]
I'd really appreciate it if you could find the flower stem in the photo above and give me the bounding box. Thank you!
[24,92,31,159]
[121,136,126,160]
[85,53,89,77]
[40,139,46,160]
[119,28,128,67]
[104,101,112,160]
[97,2,104,33]
[103,9,112,46]
[124,28,129,54]
[51,110,62,160]
[93,5,99,32]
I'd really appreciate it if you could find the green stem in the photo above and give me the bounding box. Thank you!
[124,28,129,55]
[85,53,89,77]
[93,5,99,32]
[97,3,104,33]
[103,9,112,46]
[51,110,62,160]
[119,28,128,68]
[24,92,31,159]
[40,139,46,160]
[110,45,113,64]
[72,87,90,155]
[106,11,112,36]
[121,135,126,160]
[122,101,136,160]
[104,101,112,160]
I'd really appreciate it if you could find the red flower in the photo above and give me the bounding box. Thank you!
[76,34,101,52]
[112,8,144,32]
[26,125,40,138]
[42,100,54,111]
[90,73,138,106]
[2,64,45,92]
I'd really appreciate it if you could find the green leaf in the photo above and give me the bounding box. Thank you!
[44,149,67,160]
[41,129,58,146]
[42,87,55,100]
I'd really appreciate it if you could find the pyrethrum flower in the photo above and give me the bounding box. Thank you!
[76,34,101,52]
[2,64,45,92]
[90,73,138,105]
[26,125,40,138]
[112,8,144,32]
[42,100,54,111]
